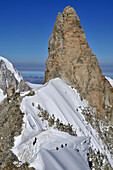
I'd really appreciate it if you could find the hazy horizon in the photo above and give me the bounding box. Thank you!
[13,62,113,84]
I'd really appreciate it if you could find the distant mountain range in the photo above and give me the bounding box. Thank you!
[13,63,45,84]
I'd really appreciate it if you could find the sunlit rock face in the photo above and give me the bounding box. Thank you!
[43,6,113,124]
[0,58,30,95]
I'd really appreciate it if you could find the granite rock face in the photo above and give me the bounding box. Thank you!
[44,6,113,124]
[0,58,30,95]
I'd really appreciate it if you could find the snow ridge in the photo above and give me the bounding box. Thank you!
[11,78,113,169]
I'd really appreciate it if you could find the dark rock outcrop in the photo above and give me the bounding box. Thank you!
[0,57,30,95]
[44,6,113,124]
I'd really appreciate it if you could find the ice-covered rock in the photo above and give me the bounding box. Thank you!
[0,56,30,95]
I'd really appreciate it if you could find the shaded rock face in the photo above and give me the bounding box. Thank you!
[44,6,113,124]
[0,59,30,95]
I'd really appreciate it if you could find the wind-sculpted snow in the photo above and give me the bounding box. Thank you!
[11,78,113,169]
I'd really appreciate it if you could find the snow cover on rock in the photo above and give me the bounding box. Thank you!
[0,56,23,82]
[27,81,43,91]
[11,78,113,169]
[0,88,6,103]
[106,76,113,87]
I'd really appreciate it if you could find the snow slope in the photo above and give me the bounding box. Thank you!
[106,76,113,87]
[12,129,90,170]
[11,78,113,169]
[0,56,23,82]
[40,136,90,170]
[0,88,6,103]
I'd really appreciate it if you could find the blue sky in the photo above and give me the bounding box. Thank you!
[0,0,113,65]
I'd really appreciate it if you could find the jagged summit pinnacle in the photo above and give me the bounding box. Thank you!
[63,6,78,16]
[43,6,113,124]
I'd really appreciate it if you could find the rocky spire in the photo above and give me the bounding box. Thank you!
[43,6,113,124]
